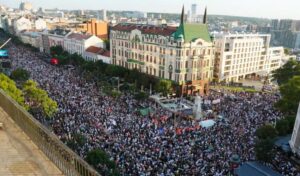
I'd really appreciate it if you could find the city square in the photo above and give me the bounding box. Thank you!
[0,0,300,176]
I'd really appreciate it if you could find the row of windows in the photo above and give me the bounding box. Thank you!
[234,41,263,48]
[115,59,210,82]
[227,52,262,59]
[224,62,264,71]
[225,58,265,65]
[233,47,262,53]
[224,67,262,76]
[64,41,84,55]
[112,32,170,45]
[113,44,212,58]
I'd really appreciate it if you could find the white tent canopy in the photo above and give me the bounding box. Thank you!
[199,120,216,128]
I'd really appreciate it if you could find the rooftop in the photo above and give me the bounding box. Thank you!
[111,23,177,36]
[0,107,63,175]
[67,33,92,40]
[85,46,110,57]
[48,28,70,36]
[235,161,282,176]
[173,23,212,43]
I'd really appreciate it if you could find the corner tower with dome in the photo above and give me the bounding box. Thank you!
[110,6,214,95]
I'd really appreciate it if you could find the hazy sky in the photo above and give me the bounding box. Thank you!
[1,0,299,20]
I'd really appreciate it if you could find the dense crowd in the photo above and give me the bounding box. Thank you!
[7,42,299,175]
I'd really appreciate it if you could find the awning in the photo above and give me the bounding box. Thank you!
[199,119,216,128]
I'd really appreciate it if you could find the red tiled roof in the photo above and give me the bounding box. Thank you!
[67,33,92,40]
[102,50,110,57]
[111,23,177,36]
[85,46,110,57]
[97,34,108,40]
[86,46,103,53]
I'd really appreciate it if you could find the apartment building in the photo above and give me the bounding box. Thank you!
[76,19,108,40]
[110,7,214,95]
[214,33,284,82]
[64,33,105,56]
[84,46,111,63]
[41,29,71,53]
[14,16,32,34]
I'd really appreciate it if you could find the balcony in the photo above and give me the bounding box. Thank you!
[127,59,145,65]
[175,68,189,73]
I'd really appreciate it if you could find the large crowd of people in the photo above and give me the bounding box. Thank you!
[6,41,299,175]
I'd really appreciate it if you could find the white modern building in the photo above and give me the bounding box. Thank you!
[214,33,284,82]
[290,103,300,156]
[14,16,32,34]
[64,33,105,56]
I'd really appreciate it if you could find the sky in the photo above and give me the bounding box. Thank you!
[1,0,300,20]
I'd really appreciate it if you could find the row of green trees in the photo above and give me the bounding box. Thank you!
[51,45,175,98]
[0,68,58,119]
[22,80,58,118]
[254,58,300,163]
[254,120,294,163]
[272,59,300,116]
[0,73,27,108]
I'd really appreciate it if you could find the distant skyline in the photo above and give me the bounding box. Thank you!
[1,0,300,20]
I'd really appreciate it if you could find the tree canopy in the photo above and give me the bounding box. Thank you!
[272,59,300,86]
[255,124,277,140]
[50,45,64,56]
[10,68,30,82]
[0,73,27,109]
[254,125,277,163]
[22,80,58,118]
[254,138,275,163]
[86,149,119,176]
[155,79,173,97]
[276,76,300,115]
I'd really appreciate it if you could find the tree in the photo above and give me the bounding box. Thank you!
[286,115,296,133]
[134,91,149,100]
[85,149,119,176]
[10,68,30,82]
[0,73,27,109]
[23,80,58,118]
[275,119,290,136]
[254,138,275,163]
[67,133,87,150]
[255,125,277,140]
[272,59,300,86]
[276,76,300,115]
[104,39,110,50]
[155,79,173,97]
[284,48,290,55]
[50,45,64,56]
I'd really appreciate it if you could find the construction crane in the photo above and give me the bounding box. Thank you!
[0,38,11,49]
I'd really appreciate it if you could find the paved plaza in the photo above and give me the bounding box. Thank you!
[0,107,63,176]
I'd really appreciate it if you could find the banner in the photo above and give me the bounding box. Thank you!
[212,99,221,104]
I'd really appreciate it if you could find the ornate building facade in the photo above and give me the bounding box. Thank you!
[110,7,214,95]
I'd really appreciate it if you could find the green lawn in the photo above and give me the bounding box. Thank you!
[211,86,259,93]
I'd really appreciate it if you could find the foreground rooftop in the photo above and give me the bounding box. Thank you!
[0,107,63,175]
